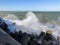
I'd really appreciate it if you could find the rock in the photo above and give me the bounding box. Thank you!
[20,32,29,45]
[0,28,21,45]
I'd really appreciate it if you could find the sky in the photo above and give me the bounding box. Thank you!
[0,0,60,11]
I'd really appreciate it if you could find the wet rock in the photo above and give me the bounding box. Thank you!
[20,32,29,45]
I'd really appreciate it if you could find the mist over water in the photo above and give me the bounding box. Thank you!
[3,12,60,38]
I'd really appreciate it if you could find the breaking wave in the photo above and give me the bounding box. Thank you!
[3,12,60,38]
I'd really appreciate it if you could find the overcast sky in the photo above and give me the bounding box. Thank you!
[0,0,60,11]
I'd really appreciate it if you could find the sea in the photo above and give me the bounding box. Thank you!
[0,11,60,39]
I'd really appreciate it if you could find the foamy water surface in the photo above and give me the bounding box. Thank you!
[3,12,60,38]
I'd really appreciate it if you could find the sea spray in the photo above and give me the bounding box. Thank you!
[4,14,19,21]
[3,12,48,35]
[3,12,60,38]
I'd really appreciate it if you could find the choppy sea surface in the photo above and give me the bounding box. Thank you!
[0,11,60,23]
[0,11,60,39]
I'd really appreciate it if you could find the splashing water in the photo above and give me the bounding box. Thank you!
[4,14,19,21]
[3,12,60,38]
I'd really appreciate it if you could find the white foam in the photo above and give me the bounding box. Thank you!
[4,14,19,21]
[3,12,60,38]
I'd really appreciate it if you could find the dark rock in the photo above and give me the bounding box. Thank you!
[0,28,21,45]
[20,32,29,45]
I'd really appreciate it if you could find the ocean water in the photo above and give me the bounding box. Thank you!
[0,11,60,38]
[0,11,60,24]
